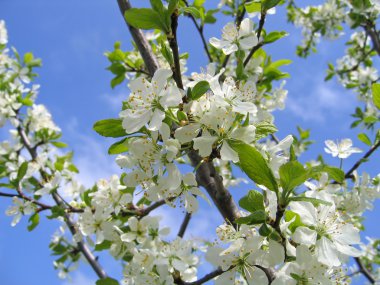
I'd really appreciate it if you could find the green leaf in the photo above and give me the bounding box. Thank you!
[239,190,265,212]
[47,206,66,219]
[124,8,167,31]
[289,196,332,206]
[229,140,279,193]
[259,223,272,236]
[111,75,125,89]
[27,213,40,232]
[51,141,68,148]
[245,1,261,13]
[16,161,28,182]
[95,240,112,251]
[264,31,288,44]
[191,81,210,100]
[168,0,179,15]
[108,138,129,155]
[307,165,345,183]
[372,83,380,110]
[279,161,307,193]
[285,210,303,232]
[180,7,201,18]
[236,210,267,225]
[266,59,292,69]
[96,278,119,285]
[263,0,281,10]
[358,133,372,146]
[93,119,127,138]
[193,0,206,8]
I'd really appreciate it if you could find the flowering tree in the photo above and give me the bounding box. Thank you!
[1,0,380,284]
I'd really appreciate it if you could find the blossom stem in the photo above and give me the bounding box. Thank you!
[177,212,192,238]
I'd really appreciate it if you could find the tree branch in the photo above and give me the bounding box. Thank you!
[116,0,241,226]
[116,0,159,76]
[16,122,108,280]
[188,151,241,226]
[364,22,380,57]
[344,139,380,180]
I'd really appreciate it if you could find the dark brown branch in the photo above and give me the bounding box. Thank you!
[139,199,167,217]
[364,22,380,57]
[188,151,240,226]
[168,10,184,90]
[355,257,376,284]
[116,0,160,76]
[116,0,241,226]
[344,139,380,180]
[177,212,192,238]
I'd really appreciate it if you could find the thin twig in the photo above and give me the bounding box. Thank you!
[355,257,376,284]
[167,10,184,90]
[344,139,380,180]
[16,121,108,279]
[243,12,266,67]
[183,0,213,62]
[177,212,192,238]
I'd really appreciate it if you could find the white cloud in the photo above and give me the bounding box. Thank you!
[286,81,355,122]
[99,90,128,112]
[62,271,95,285]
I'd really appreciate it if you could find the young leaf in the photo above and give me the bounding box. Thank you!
[229,140,279,193]
[17,161,29,182]
[307,165,345,183]
[372,83,380,110]
[236,210,267,225]
[180,7,201,18]
[263,0,281,10]
[93,119,127,138]
[27,213,40,232]
[279,161,307,193]
[289,196,332,206]
[124,8,166,31]
[245,1,261,13]
[51,141,68,148]
[358,133,372,146]
[239,190,265,213]
[264,31,288,44]
[191,81,210,100]
[108,138,129,155]
[96,278,119,285]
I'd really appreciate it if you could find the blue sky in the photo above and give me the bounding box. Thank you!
[0,0,379,284]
